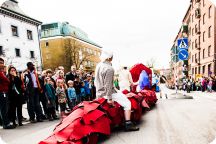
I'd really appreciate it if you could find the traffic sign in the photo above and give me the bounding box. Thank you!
[178,38,188,50]
[178,49,188,61]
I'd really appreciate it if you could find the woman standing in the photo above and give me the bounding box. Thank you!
[7,66,24,126]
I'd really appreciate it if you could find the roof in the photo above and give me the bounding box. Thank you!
[0,0,42,25]
[41,22,102,48]
[64,24,102,48]
[1,0,26,16]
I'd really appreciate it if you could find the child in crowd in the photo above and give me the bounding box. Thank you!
[84,74,92,100]
[56,79,67,119]
[80,81,86,101]
[74,76,81,103]
[67,80,77,110]
[44,77,58,121]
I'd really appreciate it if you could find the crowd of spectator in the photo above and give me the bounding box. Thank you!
[174,76,216,93]
[0,57,96,129]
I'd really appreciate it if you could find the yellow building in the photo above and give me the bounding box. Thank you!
[40,22,102,72]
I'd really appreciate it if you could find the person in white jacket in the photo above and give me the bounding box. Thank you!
[118,66,134,91]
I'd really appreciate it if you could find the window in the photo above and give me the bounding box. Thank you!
[203,14,205,24]
[45,42,49,47]
[203,0,205,7]
[195,67,197,74]
[27,30,33,40]
[195,53,197,60]
[203,65,205,74]
[0,46,3,55]
[195,39,197,48]
[198,66,201,74]
[203,31,205,42]
[208,26,211,38]
[192,42,194,49]
[195,24,197,33]
[198,52,200,60]
[192,28,194,36]
[208,64,211,75]
[15,48,21,57]
[30,51,35,58]
[208,46,211,57]
[209,6,212,18]
[203,49,205,58]
[192,55,194,62]
[11,25,18,36]
[192,68,194,75]
[198,36,201,46]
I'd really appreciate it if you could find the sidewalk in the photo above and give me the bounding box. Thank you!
[177,90,216,100]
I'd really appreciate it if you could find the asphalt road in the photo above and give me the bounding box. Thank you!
[1,88,216,144]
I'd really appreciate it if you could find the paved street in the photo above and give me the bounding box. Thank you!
[1,88,216,144]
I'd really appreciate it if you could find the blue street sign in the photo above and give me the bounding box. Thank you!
[178,49,188,61]
[177,38,188,50]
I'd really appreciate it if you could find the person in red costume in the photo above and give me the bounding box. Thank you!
[95,50,139,131]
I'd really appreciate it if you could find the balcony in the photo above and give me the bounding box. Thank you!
[195,8,201,18]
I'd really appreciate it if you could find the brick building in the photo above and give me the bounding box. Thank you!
[40,22,102,72]
[171,0,216,80]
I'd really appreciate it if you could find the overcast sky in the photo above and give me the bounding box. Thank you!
[1,0,190,69]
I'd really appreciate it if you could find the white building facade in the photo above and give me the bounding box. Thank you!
[0,0,42,71]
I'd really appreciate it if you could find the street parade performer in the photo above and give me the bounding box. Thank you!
[95,49,139,131]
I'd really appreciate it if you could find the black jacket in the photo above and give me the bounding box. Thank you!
[8,76,24,104]
[65,72,76,83]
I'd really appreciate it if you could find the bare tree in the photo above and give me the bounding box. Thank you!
[64,38,94,70]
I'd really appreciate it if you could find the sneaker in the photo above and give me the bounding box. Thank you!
[3,124,16,129]
[125,121,139,132]
[37,119,43,122]
[30,119,37,123]
[41,115,47,120]
[22,117,28,122]
[18,123,23,126]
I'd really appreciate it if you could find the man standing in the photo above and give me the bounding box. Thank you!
[65,66,77,84]
[0,57,15,129]
[95,50,139,131]
[24,62,43,123]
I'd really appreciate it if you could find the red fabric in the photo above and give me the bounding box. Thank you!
[40,93,157,144]
[94,98,124,127]
[130,63,152,85]
[142,99,150,109]
[122,89,130,94]
[0,72,10,93]
[128,97,142,122]
[139,90,157,107]
[40,101,111,144]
